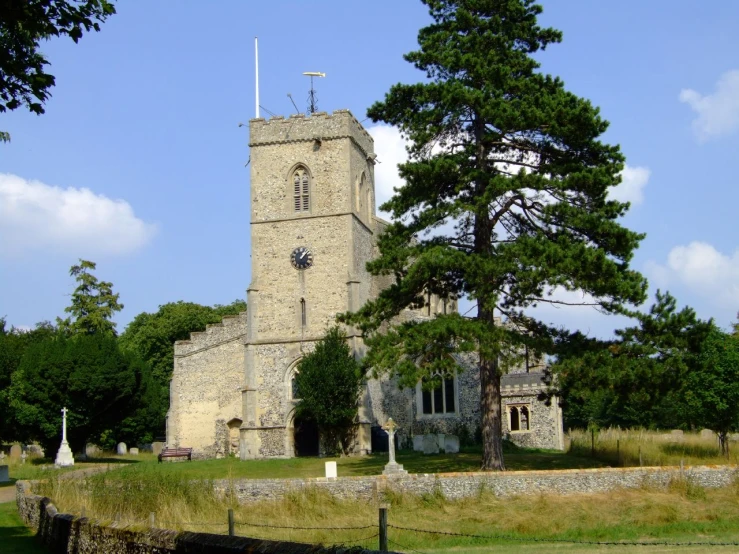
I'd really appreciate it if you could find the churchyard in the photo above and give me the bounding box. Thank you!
[4,430,738,553]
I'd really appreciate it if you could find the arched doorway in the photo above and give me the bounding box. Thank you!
[293,416,319,457]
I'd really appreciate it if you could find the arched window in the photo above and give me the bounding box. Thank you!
[293,166,310,213]
[508,404,531,432]
[510,406,520,431]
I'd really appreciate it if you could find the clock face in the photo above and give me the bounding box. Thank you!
[291,246,314,270]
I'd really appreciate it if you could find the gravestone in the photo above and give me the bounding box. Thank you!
[412,435,424,452]
[444,435,460,454]
[85,444,102,458]
[381,419,408,476]
[0,465,8,483]
[699,429,716,439]
[152,442,164,456]
[9,444,21,459]
[437,434,446,451]
[27,444,44,458]
[117,442,127,455]
[55,407,74,467]
[325,461,337,479]
[0,451,5,461]
[422,434,439,455]
[129,447,139,455]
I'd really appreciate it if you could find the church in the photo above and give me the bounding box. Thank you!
[166,109,564,459]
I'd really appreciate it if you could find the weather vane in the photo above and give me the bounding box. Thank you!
[303,72,326,114]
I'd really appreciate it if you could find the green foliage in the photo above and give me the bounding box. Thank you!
[0,319,56,443]
[550,291,713,430]
[118,299,246,423]
[682,328,739,455]
[58,259,123,336]
[7,332,159,454]
[0,1,115,116]
[294,327,364,455]
[341,0,646,470]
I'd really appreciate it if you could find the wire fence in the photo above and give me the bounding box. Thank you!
[127,512,739,551]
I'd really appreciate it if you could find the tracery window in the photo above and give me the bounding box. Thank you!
[293,167,310,212]
[508,404,531,432]
[420,373,456,416]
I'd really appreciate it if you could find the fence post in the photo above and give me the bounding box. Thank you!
[228,509,235,537]
[379,504,389,552]
[149,512,155,528]
[591,428,595,457]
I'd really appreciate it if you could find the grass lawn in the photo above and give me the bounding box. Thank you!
[0,502,47,554]
[82,446,608,481]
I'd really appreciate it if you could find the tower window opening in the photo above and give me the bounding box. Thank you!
[293,167,310,213]
[300,298,306,327]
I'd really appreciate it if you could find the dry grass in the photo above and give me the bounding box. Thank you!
[567,428,739,467]
[32,466,739,552]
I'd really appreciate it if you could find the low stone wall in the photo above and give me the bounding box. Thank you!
[215,465,738,503]
[15,481,387,554]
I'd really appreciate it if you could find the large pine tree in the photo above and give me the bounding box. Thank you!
[342,0,647,470]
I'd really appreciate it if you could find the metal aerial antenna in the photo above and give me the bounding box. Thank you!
[302,72,326,114]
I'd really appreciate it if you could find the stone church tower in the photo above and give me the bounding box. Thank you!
[241,110,379,458]
[166,109,564,459]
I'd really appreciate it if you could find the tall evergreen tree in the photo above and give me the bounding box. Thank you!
[342,0,647,470]
[58,259,123,336]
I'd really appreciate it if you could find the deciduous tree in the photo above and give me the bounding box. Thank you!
[682,328,739,456]
[342,0,647,470]
[0,0,116,140]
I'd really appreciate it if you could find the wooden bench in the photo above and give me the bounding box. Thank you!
[158,447,193,463]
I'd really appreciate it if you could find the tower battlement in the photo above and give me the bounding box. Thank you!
[249,109,374,158]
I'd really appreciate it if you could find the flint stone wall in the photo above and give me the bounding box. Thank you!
[213,465,738,503]
[16,481,389,554]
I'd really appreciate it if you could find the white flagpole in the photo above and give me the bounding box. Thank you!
[255,37,260,118]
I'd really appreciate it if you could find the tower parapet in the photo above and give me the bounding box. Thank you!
[250,110,374,159]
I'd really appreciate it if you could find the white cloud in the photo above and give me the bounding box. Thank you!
[679,69,739,142]
[646,241,739,305]
[0,173,157,257]
[610,165,650,206]
[368,124,409,219]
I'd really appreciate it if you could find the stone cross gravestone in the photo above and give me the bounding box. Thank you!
[381,418,407,476]
[55,407,75,467]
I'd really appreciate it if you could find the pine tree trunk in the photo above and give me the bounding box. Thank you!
[480,351,505,471]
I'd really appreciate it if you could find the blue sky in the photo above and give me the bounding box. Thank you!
[1,1,738,338]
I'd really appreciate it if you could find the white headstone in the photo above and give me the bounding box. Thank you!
[117,442,127,455]
[325,461,337,479]
[422,434,439,455]
[444,435,460,454]
[0,451,5,461]
[699,429,716,439]
[0,465,8,483]
[437,434,446,451]
[413,435,424,452]
[85,444,102,458]
[129,447,139,456]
